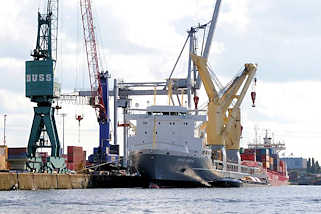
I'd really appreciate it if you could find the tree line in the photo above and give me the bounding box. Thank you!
[307,158,321,173]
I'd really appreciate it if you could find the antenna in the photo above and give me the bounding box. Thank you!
[3,114,7,146]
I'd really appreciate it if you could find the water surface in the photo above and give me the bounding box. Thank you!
[0,185,320,213]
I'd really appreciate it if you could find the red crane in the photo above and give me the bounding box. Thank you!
[80,0,106,120]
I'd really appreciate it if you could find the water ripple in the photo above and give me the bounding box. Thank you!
[0,186,320,214]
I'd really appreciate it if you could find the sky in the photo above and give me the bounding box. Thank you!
[0,0,320,161]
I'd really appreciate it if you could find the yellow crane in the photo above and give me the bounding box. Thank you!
[191,54,257,164]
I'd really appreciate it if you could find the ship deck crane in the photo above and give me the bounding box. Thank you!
[25,0,67,173]
[192,0,222,100]
[188,0,258,166]
[191,54,257,166]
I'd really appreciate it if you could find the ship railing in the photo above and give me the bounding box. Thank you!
[212,160,241,172]
[213,160,264,177]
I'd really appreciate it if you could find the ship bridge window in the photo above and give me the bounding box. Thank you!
[147,111,186,116]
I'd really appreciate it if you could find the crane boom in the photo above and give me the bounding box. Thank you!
[191,54,257,156]
[223,64,257,151]
[80,0,106,120]
[195,0,222,90]
[191,55,219,101]
[220,65,255,113]
[191,54,224,147]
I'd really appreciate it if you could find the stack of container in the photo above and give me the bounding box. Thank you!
[273,158,280,172]
[7,147,28,171]
[240,149,256,161]
[269,157,274,170]
[256,148,270,168]
[0,145,8,170]
[8,148,27,159]
[67,146,86,171]
[270,153,278,172]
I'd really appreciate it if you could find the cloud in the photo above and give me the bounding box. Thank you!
[1,0,321,162]
[240,80,321,161]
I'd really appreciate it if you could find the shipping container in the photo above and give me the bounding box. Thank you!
[8,147,27,155]
[263,161,270,169]
[0,145,8,170]
[83,151,86,166]
[271,153,278,159]
[67,146,83,155]
[68,162,83,171]
[67,146,83,163]
[273,158,280,172]
[66,146,86,171]
[241,154,255,161]
[67,162,74,171]
[8,147,27,160]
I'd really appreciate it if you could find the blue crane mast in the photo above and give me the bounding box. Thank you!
[80,0,119,165]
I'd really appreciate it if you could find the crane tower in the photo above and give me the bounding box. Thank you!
[25,0,66,173]
[80,0,118,164]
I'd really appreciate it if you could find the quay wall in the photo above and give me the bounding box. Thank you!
[0,173,92,191]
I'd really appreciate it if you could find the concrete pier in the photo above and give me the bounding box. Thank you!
[0,172,146,191]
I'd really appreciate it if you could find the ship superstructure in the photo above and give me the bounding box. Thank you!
[127,105,206,156]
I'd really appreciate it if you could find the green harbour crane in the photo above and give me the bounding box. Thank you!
[25,0,66,173]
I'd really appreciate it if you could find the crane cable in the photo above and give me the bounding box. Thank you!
[168,34,190,81]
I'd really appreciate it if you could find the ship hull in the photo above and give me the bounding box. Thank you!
[129,150,243,187]
[129,150,289,187]
[267,169,289,186]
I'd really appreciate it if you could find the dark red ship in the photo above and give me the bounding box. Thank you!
[241,130,289,186]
